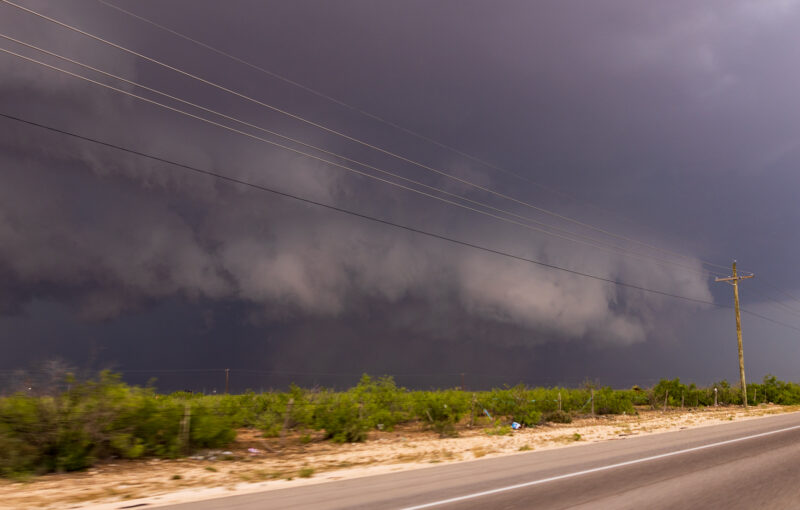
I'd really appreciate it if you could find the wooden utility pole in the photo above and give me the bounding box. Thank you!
[715,261,754,407]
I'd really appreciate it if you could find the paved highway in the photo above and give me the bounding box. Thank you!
[161,412,800,509]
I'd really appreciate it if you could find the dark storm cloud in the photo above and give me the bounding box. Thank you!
[1,0,799,387]
[1,106,708,340]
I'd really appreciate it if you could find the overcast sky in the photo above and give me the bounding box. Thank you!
[2,0,800,391]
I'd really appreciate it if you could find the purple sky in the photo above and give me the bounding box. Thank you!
[2,0,800,390]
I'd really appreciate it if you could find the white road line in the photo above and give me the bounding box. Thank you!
[401,424,800,509]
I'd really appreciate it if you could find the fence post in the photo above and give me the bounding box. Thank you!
[663,389,669,412]
[681,391,684,409]
[591,389,595,417]
[714,387,718,407]
[281,397,294,446]
[469,394,476,428]
[558,392,562,412]
[180,402,191,454]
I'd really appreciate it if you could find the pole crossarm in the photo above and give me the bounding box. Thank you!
[715,275,754,282]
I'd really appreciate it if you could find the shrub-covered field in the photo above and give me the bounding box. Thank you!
[2,372,799,477]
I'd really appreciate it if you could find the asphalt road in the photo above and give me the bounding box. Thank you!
[160,411,800,510]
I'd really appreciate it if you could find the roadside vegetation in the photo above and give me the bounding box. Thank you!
[2,372,799,477]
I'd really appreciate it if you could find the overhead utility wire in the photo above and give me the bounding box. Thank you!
[0,36,724,278]
[0,35,710,274]
[0,111,722,306]
[0,44,722,278]
[92,0,543,187]
[93,0,731,269]
[1,0,733,274]
[739,308,800,333]
[3,111,800,336]
[757,280,800,309]
[744,288,800,319]
[0,48,672,270]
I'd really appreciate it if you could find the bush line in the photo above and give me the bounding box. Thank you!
[2,372,799,477]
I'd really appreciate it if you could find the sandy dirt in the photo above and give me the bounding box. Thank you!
[2,404,797,509]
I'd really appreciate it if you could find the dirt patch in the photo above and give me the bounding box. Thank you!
[2,404,797,509]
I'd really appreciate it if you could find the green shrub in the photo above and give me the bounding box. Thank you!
[258,413,283,438]
[413,390,469,437]
[513,408,542,427]
[543,410,572,423]
[629,386,650,406]
[479,385,541,427]
[712,380,742,405]
[189,406,236,448]
[0,372,236,476]
[593,387,635,415]
[527,387,561,413]
[249,386,315,437]
[351,375,411,431]
[652,379,689,408]
[760,375,800,405]
[312,393,368,443]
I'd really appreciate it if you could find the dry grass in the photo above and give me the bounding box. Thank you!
[471,446,489,458]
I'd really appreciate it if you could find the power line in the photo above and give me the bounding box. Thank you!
[2,17,798,333]
[8,109,800,335]
[0,34,726,277]
[739,308,800,334]
[1,78,798,333]
[745,288,800,320]
[0,110,728,309]
[1,0,734,274]
[92,0,731,266]
[757,280,800,309]
[38,3,800,309]
[9,23,793,315]
[0,42,724,279]
[92,0,542,188]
